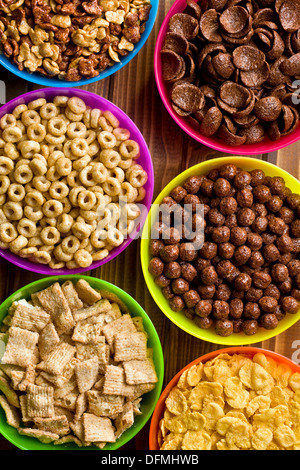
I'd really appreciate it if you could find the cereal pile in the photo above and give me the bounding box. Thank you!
[148,163,300,337]
[0,279,158,447]
[0,95,148,269]
[0,0,151,81]
[158,352,300,450]
[160,0,300,145]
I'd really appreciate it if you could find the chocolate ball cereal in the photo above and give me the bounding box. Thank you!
[148,162,300,337]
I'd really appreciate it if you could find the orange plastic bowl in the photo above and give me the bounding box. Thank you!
[149,346,300,450]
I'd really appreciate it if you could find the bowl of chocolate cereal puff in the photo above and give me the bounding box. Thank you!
[0,275,164,450]
[154,0,300,154]
[141,156,300,345]
[149,346,300,450]
[0,0,159,87]
[0,87,154,275]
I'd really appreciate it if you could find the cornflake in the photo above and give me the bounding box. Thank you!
[0,279,158,448]
[158,352,300,450]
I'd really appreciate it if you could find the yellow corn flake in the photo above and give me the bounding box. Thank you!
[159,352,300,451]
[181,430,211,450]
[165,387,188,416]
[251,427,273,450]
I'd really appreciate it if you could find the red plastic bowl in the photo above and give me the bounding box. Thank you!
[154,0,300,155]
[149,346,300,450]
[0,88,154,275]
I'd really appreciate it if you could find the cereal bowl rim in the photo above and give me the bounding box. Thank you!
[140,156,300,346]
[0,274,164,450]
[0,0,159,88]
[0,87,154,275]
[149,345,300,450]
[154,0,300,155]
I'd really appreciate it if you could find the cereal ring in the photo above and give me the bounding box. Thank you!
[4,143,19,160]
[119,140,140,159]
[79,165,98,187]
[74,248,93,267]
[126,164,148,188]
[24,206,43,222]
[97,131,117,149]
[39,103,59,120]
[71,138,89,157]
[7,183,25,201]
[47,117,67,137]
[107,227,124,247]
[120,182,138,202]
[0,175,10,194]
[17,218,37,238]
[72,221,91,240]
[43,199,64,218]
[33,250,52,264]
[102,177,121,196]
[99,149,121,168]
[32,176,51,192]
[77,189,97,210]
[3,201,23,221]
[61,235,80,254]
[28,98,47,110]
[2,126,23,143]
[0,222,17,243]
[67,122,87,139]
[0,113,16,130]
[21,110,41,127]
[25,190,45,208]
[40,226,61,245]
[27,124,47,143]
[92,248,109,261]
[67,97,87,115]
[9,235,28,253]
[49,181,69,200]
[14,164,33,184]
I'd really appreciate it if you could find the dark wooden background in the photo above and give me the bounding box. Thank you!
[1,0,300,450]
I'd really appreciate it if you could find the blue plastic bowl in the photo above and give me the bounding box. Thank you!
[0,0,159,87]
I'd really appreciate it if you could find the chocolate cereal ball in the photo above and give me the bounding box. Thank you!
[281,296,299,314]
[195,300,212,318]
[215,319,234,336]
[234,273,252,291]
[260,314,278,330]
[148,257,164,276]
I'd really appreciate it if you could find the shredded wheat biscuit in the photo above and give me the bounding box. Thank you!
[0,279,158,448]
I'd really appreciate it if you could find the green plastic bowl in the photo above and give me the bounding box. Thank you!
[0,275,164,450]
[141,156,300,346]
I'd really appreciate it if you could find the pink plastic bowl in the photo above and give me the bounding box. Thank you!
[0,88,154,275]
[154,0,300,155]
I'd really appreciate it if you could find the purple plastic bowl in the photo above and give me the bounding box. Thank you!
[0,88,154,275]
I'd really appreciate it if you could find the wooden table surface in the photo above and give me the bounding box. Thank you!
[0,0,300,451]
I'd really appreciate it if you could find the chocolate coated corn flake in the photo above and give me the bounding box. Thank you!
[160,0,300,145]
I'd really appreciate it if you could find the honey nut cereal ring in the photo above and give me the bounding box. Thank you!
[12,104,28,118]
[99,149,121,168]
[85,130,97,145]
[89,162,108,184]
[27,235,43,248]
[90,108,101,128]
[126,165,148,188]
[78,166,99,187]
[102,111,119,129]
[119,140,140,159]
[106,227,124,247]
[4,142,20,160]
[65,107,83,122]
[47,117,67,137]
[119,182,138,202]
[0,175,10,194]
[60,197,72,214]
[0,222,18,243]
[19,246,38,258]
[0,156,14,175]
[49,259,65,270]
[70,138,89,157]
[135,187,146,202]
[32,176,51,193]
[27,124,47,143]
[0,113,17,130]
[44,133,66,145]
[67,122,87,139]
[77,190,97,210]
[97,131,117,149]
[28,98,47,110]
[49,181,69,200]
[118,157,133,170]
[24,206,43,223]
[13,164,33,184]
[113,127,131,142]
[25,190,45,208]
[7,183,25,202]
[102,177,121,197]
[61,235,80,254]
[40,226,61,246]
[66,171,81,188]
[53,244,74,262]
[74,248,93,268]
[48,150,65,167]
[18,141,41,159]
[53,96,69,108]
[108,167,125,182]
[30,158,47,177]
[43,199,64,218]
[69,186,85,206]
[33,250,52,264]
[79,209,97,223]
[2,126,23,143]
[72,155,91,172]
[67,97,87,115]
[17,218,37,238]
[92,248,109,261]
[46,166,61,182]
[72,221,92,240]
[21,109,41,127]
[3,201,23,221]
[90,229,107,249]
[9,234,28,253]
[57,213,74,233]
[39,103,59,120]
[124,203,141,220]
